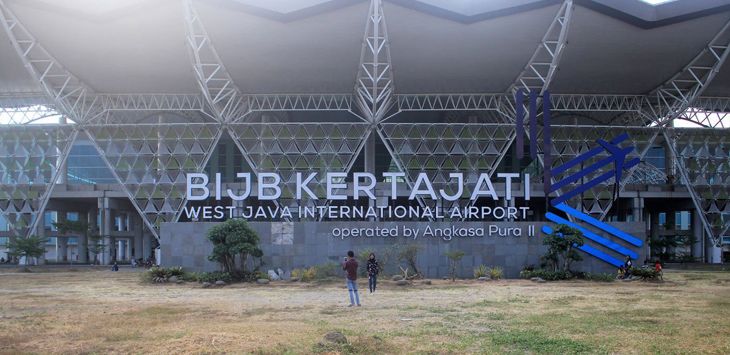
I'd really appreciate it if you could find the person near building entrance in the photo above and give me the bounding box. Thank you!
[342,250,360,307]
[367,253,380,293]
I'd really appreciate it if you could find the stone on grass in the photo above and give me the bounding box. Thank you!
[169,276,178,283]
[421,280,432,285]
[215,280,226,286]
[257,278,270,285]
[268,270,281,281]
[391,275,404,281]
[201,282,212,288]
[396,280,409,286]
[478,277,489,281]
[176,279,184,284]
[322,331,348,344]
[532,277,546,283]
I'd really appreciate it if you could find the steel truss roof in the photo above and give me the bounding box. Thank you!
[0,0,728,248]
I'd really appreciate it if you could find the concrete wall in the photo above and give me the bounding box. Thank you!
[160,221,646,278]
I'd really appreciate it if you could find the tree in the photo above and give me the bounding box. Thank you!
[542,224,584,272]
[398,244,422,277]
[444,250,465,282]
[207,219,262,273]
[87,235,106,265]
[54,219,98,263]
[7,235,47,265]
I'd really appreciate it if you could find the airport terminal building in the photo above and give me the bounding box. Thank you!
[0,0,729,276]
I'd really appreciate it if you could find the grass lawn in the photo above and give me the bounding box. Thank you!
[0,267,728,354]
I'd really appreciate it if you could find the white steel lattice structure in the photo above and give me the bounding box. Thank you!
[0,0,728,262]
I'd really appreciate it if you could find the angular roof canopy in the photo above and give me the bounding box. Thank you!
[1,0,730,96]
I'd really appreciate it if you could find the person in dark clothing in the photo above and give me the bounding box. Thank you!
[342,250,360,306]
[111,262,119,272]
[367,253,380,293]
[623,256,633,279]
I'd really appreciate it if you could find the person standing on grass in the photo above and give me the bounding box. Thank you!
[342,250,361,307]
[367,253,380,293]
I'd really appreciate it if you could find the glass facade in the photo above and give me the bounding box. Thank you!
[645,146,666,173]
[66,140,117,184]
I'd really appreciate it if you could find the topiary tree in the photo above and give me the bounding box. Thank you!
[445,250,465,281]
[207,219,262,274]
[7,235,47,265]
[542,224,584,272]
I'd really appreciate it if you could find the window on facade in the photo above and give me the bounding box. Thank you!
[66,212,79,222]
[45,211,58,231]
[0,215,7,232]
[675,211,691,231]
[66,141,117,184]
[645,146,666,173]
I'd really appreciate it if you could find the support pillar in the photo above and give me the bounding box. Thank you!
[692,210,704,261]
[364,131,376,221]
[133,216,143,261]
[101,197,113,264]
[649,211,659,260]
[632,197,643,222]
[142,232,152,260]
[35,219,46,265]
[58,237,68,262]
[708,245,723,264]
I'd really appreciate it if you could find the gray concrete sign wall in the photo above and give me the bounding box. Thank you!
[160,221,646,278]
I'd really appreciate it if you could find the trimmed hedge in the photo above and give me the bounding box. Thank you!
[520,269,615,282]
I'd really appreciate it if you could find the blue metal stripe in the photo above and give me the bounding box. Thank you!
[550,147,634,192]
[578,244,624,268]
[550,157,639,206]
[554,203,643,247]
[551,133,629,176]
[545,212,638,259]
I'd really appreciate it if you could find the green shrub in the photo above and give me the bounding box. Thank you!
[166,266,185,277]
[196,271,233,283]
[291,262,341,282]
[520,269,574,281]
[631,268,660,280]
[313,262,340,280]
[474,264,488,278]
[292,267,317,282]
[488,266,504,280]
[576,272,615,282]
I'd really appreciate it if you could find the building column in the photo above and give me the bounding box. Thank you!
[632,198,643,222]
[133,216,143,261]
[58,237,68,262]
[649,211,659,260]
[101,197,113,264]
[35,219,46,265]
[692,210,704,261]
[142,232,152,260]
[708,244,723,264]
[364,131,376,221]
